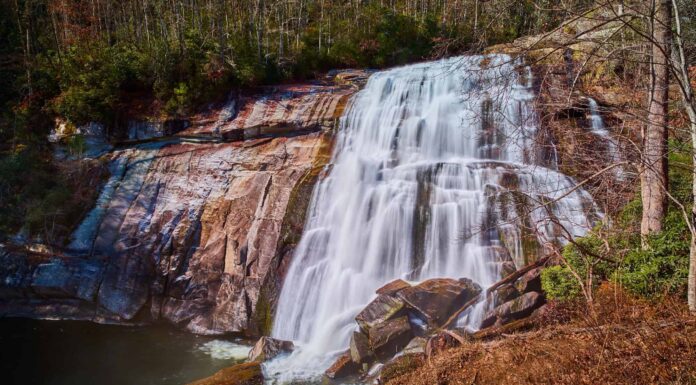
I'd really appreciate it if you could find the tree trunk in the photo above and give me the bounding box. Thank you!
[640,0,671,238]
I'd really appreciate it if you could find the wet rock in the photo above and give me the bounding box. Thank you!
[349,331,373,364]
[397,278,482,328]
[248,336,294,362]
[31,258,104,301]
[187,361,263,385]
[481,291,545,328]
[325,351,361,379]
[355,294,406,334]
[376,279,411,296]
[368,316,414,359]
[402,337,427,355]
[514,267,543,294]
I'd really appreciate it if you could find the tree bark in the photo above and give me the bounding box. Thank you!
[640,0,671,238]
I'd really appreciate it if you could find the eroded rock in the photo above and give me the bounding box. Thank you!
[350,331,373,364]
[376,279,411,296]
[325,351,361,379]
[368,316,414,359]
[248,336,294,362]
[355,294,406,334]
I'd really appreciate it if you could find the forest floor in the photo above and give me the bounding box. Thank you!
[385,284,696,385]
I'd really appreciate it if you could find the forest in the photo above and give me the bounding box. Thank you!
[1,1,696,384]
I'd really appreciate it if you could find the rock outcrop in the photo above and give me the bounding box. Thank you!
[0,71,368,336]
[326,277,482,379]
[248,336,294,362]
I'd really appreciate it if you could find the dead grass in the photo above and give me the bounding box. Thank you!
[386,284,696,385]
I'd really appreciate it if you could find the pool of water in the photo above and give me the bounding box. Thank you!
[0,318,251,385]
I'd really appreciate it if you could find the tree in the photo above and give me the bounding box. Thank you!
[640,0,671,238]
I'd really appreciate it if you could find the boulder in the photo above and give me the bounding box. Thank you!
[491,283,520,306]
[248,336,294,362]
[481,291,545,328]
[187,362,263,385]
[397,278,482,328]
[376,279,411,295]
[325,351,361,379]
[514,267,543,294]
[355,294,406,334]
[368,316,414,359]
[349,331,373,364]
[402,337,427,355]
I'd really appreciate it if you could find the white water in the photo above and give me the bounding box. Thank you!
[198,340,252,360]
[266,55,599,382]
[587,98,623,179]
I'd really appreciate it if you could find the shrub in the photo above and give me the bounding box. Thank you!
[541,265,582,301]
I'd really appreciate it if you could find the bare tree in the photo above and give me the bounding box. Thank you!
[640,0,671,238]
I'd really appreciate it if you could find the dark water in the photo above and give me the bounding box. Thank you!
[0,318,250,385]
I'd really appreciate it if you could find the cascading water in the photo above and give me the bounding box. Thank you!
[266,55,600,382]
[587,97,624,179]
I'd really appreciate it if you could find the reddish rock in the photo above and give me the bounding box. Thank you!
[355,294,406,334]
[0,74,363,335]
[481,291,545,328]
[325,351,361,379]
[368,316,414,359]
[376,279,411,296]
[397,278,482,328]
[349,331,373,364]
[248,336,294,362]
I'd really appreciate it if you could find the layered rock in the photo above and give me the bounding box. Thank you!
[327,277,482,379]
[0,71,367,336]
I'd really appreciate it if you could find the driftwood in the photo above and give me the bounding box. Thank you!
[486,256,550,294]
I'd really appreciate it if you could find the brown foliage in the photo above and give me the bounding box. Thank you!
[386,284,696,385]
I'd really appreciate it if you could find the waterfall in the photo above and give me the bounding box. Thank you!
[266,55,599,382]
[587,98,623,179]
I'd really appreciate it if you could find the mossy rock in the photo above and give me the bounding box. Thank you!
[187,362,263,385]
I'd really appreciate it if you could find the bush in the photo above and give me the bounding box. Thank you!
[541,265,582,301]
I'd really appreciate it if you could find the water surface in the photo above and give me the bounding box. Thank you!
[0,318,250,385]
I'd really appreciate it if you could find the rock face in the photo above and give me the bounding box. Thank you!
[182,75,360,141]
[248,337,294,362]
[0,71,368,336]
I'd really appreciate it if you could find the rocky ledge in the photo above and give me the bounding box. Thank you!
[0,70,369,336]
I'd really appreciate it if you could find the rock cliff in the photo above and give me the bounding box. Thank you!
[0,71,367,336]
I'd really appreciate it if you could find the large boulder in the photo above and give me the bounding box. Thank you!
[481,291,545,328]
[368,316,414,359]
[396,278,482,328]
[325,351,361,379]
[187,362,263,385]
[349,331,373,364]
[248,336,294,362]
[376,279,411,295]
[355,294,406,334]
